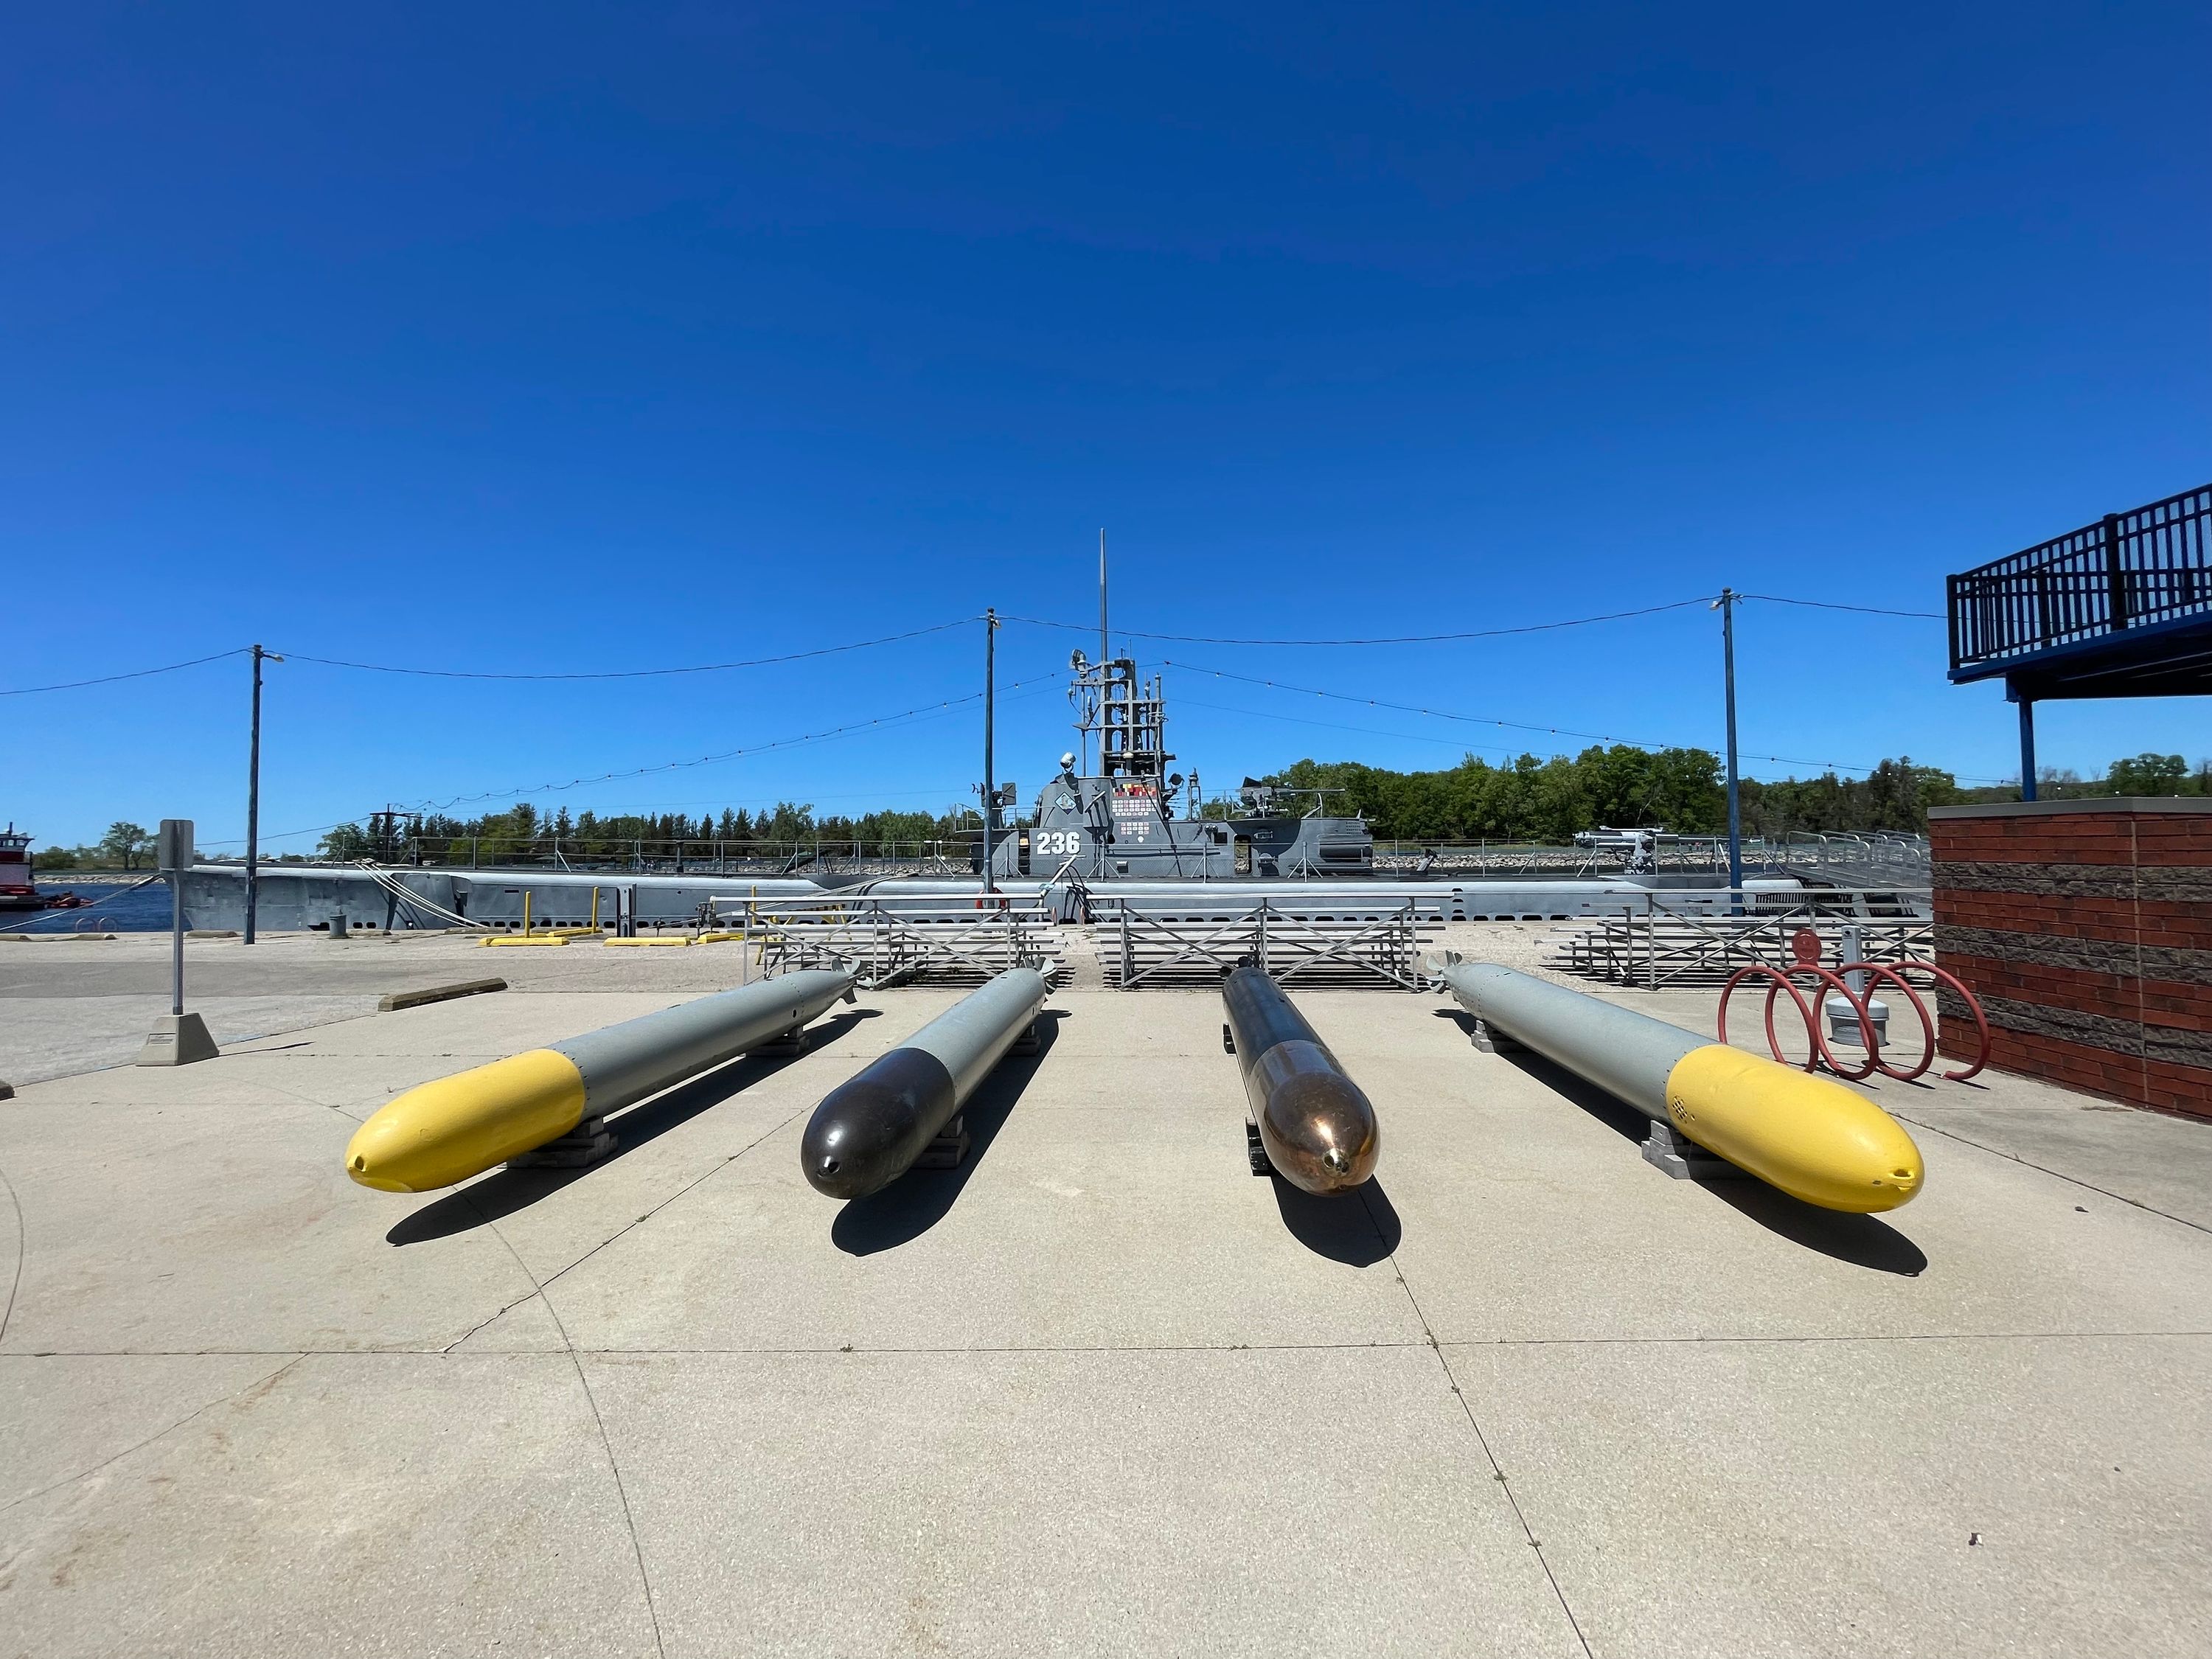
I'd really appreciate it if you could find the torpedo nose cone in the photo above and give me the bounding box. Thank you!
[344,1118,422,1193]
[1663,1045,1928,1213]
[1256,1046,1380,1195]
[800,1107,880,1199]
[801,1048,957,1200]
[342,1049,587,1194]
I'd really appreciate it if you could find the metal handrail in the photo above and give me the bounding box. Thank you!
[1105,897,1433,991]
[1549,887,1934,990]
[1950,482,2212,669]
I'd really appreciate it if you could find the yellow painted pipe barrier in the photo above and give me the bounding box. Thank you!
[1663,1045,1923,1212]
[344,1049,586,1192]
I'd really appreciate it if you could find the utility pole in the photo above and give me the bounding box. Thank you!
[982,608,998,894]
[245,644,268,944]
[1715,589,1743,903]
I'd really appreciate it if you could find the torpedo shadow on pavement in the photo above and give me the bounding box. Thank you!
[387,1007,880,1245]
[1271,1173,1400,1266]
[830,1009,1064,1256]
[1473,1020,1929,1277]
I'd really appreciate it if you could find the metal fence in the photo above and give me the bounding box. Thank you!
[1548,887,1934,989]
[723,897,1062,990]
[364,836,976,877]
[1371,841,1731,875]
[1370,834,1928,880]
[1949,481,2212,671]
[1764,832,1930,880]
[1096,898,1437,991]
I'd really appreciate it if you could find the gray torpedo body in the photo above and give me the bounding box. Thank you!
[801,966,1049,1198]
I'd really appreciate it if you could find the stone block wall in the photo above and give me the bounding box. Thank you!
[1928,799,2212,1118]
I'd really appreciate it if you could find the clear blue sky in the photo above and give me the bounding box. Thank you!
[7,4,2207,849]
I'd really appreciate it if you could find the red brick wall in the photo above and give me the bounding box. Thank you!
[1929,804,2212,1119]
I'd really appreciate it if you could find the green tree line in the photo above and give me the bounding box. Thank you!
[50,748,2202,870]
[313,800,984,863]
[1246,746,2211,842]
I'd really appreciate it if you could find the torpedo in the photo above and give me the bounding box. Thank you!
[1222,965,1380,1194]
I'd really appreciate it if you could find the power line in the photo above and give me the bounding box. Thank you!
[1178,697,1490,754]
[198,819,355,849]
[0,591,1947,697]
[276,617,980,681]
[3,618,975,698]
[1739,594,1944,620]
[406,675,1063,813]
[0,647,251,696]
[1168,659,1674,750]
[1000,597,1715,647]
[194,678,1069,845]
[1006,586,1953,645]
[1167,658,2010,782]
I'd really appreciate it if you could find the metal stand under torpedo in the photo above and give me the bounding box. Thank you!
[801,966,1049,1199]
[346,968,859,1193]
[1436,956,1924,1214]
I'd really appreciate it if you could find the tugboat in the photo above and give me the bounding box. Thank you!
[0,824,83,911]
[0,824,43,910]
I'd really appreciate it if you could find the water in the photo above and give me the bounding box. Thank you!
[10,881,175,933]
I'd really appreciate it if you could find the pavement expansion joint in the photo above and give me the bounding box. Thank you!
[13,1330,2212,1360]
[509,1102,818,1300]
[454,1186,670,1659]
[562,1326,668,1659]
[0,1160,21,1349]
[1372,1187,1595,1658]
[254,1081,371,1123]
[441,1290,553,1354]
[0,1352,305,1520]
[1893,1110,2212,1237]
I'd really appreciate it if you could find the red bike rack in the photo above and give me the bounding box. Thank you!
[1717,929,1991,1085]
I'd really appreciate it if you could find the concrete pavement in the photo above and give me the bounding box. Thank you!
[1,948,2207,1656]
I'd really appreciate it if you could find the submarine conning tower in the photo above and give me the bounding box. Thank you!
[989,650,1375,882]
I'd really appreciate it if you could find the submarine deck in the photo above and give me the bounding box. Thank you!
[2,929,2208,1658]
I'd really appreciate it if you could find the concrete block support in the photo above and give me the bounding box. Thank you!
[1640,1119,1749,1181]
[507,1115,616,1171]
[136,1012,220,1068]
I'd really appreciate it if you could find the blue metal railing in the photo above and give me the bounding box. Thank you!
[1948,483,2212,672]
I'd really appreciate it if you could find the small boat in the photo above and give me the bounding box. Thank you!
[0,823,75,911]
